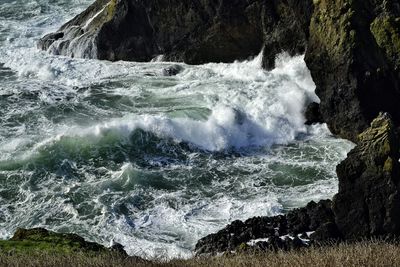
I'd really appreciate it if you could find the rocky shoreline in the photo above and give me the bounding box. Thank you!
[34,0,400,260]
[38,0,400,142]
[196,113,400,254]
[8,114,396,259]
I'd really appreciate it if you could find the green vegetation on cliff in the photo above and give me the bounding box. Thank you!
[371,15,400,69]
[0,228,110,255]
[0,228,136,261]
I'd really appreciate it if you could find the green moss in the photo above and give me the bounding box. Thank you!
[237,243,250,252]
[1,228,109,255]
[371,15,400,67]
[106,0,117,22]
[381,138,392,156]
[309,0,357,62]
[85,0,118,30]
[383,157,394,173]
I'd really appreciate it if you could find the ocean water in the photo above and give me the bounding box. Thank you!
[0,0,354,259]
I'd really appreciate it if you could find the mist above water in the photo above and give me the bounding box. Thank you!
[0,0,354,259]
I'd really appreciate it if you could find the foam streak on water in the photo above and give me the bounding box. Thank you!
[0,0,354,259]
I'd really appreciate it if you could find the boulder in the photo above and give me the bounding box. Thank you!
[286,200,335,235]
[38,0,311,68]
[310,222,341,242]
[162,65,184,76]
[333,113,400,238]
[195,200,334,254]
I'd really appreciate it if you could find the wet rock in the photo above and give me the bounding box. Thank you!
[38,0,311,68]
[287,200,335,235]
[299,232,308,239]
[194,217,283,255]
[195,200,333,255]
[37,32,64,52]
[305,0,400,142]
[162,65,183,76]
[310,222,341,242]
[39,0,400,142]
[260,0,313,69]
[110,242,128,255]
[333,113,400,239]
[267,236,285,251]
[305,102,323,125]
[290,236,307,250]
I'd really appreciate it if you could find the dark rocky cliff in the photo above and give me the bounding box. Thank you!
[334,113,400,238]
[306,0,400,141]
[38,0,400,254]
[195,113,400,253]
[38,0,311,69]
[38,0,400,142]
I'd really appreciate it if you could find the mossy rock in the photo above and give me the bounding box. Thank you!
[306,0,400,142]
[371,15,400,69]
[334,113,400,239]
[309,0,357,65]
[0,228,126,256]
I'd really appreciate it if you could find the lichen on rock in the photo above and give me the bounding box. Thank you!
[38,0,400,142]
[371,15,400,70]
[333,113,400,238]
[305,0,400,142]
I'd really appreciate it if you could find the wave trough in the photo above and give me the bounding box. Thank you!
[0,0,354,259]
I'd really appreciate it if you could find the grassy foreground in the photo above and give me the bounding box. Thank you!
[0,241,399,267]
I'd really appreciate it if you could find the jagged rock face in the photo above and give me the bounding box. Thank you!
[38,0,118,58]
[38,0,311,66]
[38,0,400,141]
[195,113,400,253]
[333,113,400,238]
[304,102,323,125]
[195,200,337,255]
[305,0,400,142]
[261,0,313,69]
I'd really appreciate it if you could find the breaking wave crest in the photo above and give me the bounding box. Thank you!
[0,0,354,260]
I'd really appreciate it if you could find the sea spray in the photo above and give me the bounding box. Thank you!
[0,0,354,259]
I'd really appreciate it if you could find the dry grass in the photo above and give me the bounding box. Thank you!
[0,240,399,267]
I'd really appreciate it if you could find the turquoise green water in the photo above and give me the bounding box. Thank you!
[0,0,354,258]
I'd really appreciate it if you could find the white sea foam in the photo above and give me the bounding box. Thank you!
[12,52,318,153]
[0,0,355,261]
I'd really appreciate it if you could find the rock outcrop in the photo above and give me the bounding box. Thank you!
[333,113,400,238]
[195,113,400,254]
[305,102,324,125]
[38,0,400,141]
[195,200,338,254]
[38,0,400,255]
[4,228,128,255]
[38,0,311,68]
[305,0,400,141]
